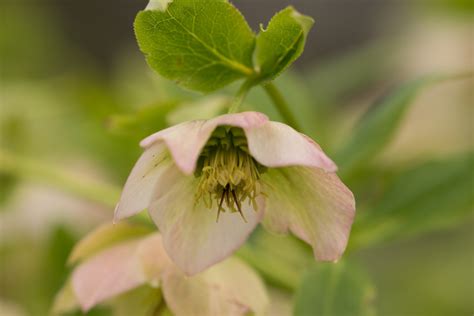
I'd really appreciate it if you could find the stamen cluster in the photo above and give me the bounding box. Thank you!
[195,127,265,222]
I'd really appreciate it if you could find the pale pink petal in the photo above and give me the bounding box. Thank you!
[71,240,146,312]
[245,121,337,172]
[148,164,264,275]
[114,143,170,221]
[162,258,269,316]
[68,222,153,265]
[135,233,174,287]
[140,111,268,175]
[262,167,355,261]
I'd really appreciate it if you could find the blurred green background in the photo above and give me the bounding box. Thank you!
[1,0,472,315]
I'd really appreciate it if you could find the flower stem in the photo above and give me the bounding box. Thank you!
[0,149,120,207]
[227,80,255,114]
[263,82,303,131]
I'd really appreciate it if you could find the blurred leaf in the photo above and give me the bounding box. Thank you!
[166,95,230,125]
[358,223,474,316]
[41,226,78,314]
[107,101,180,139]
[0,114,28,151]
[112,51,196,107]
[302,43,393,148]
[255,6,313,81]
[0,172,17,205]
[64,77,142,181]
[0,149,121,208]
[305,43,392,106]
[426,0,474,15]
[245,71,319,138]
[110,286,162,316]
[44,227,77,293]
[68,223,153,265]
[294,262,375,316]
[335,75,456,177]
[351,153,474,249]
[52,280,78,315]
[134,0,255,92]
[0,2,68,79]
[109,96,231,138]
[237,228,313,291]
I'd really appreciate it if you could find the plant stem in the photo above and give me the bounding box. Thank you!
[227,80,255,114]
[0,149,120,207]
[263,82,303,131]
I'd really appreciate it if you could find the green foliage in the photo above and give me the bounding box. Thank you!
[135,1,313,93]
[427,0,474,15]
[0,226,79,315]
[3,1,473,315]
[302,43,393,147]
[107,101,180,139]
[0,2,67,79]
[351,153,474,248]
[255,7,313,81]
[237,228,313,290]
[52,279,79,315]
[166,95,230,124]
[0,172,17,205]
[294,262,375,316]
[335,75,446,177]
[304,43,392,106]
[134,0,256,92]
[110,286,162,316]
[44,227,77,294]
[360,224,474,316]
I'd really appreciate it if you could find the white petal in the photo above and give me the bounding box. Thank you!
[71,240,145,311]
[245,121,337,172]
[163,258,269,316]
[148,165,264,275]
[114,143,169,221]
[262,167,355,261]
[135,233,173,287]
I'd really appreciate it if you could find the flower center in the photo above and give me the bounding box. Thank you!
[194,127,266,222]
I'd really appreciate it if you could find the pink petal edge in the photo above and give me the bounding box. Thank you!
[114,143,169,221]
[245,121,338,172]
[139,112,269,175]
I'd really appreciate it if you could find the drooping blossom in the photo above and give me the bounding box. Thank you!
[115,111,355,275]
[57,223,269,316]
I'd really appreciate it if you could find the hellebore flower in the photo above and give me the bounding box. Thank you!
[115,111,355,275]
[59,224,269,316]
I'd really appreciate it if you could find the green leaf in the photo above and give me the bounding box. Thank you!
[294,262,375,316]
[335,75,451,177]
[134,0,256,92]
[350,153,474,249]
[255,6,313,81]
